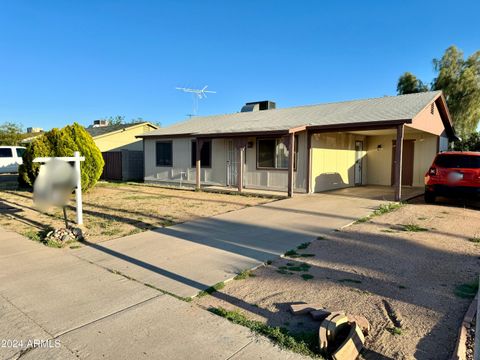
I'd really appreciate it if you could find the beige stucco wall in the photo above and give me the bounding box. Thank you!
[366,133,438,187]
[408,101,445,136]
[95,124,156,152]
[310,133,367,192]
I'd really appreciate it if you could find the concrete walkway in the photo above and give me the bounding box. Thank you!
[71,192,384,298]
[0,229,307,360]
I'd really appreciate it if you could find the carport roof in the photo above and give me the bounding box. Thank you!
[141,91,452,138]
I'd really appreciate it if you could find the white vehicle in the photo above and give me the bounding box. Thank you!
[0,146,26,174]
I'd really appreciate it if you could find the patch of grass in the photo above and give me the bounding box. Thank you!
[161,219,176,227]
[417,217,427,221]
[277,269,293,275]
[208,307,318,357]
[284,249,298,257]
[400,224,429,232]
[387,326,403,336]
[297,242,311,250]
[197,282,225,297]
[234,269,256,280]
[283,262,311,272]
[356,203,404,224]
[454,282,479,299]
[301,274,314,281]
[23,226,64,248]
[338,278,362,284]
[100,227,122,236]
[468,237,480,243]
[69,244,82,249]
[316,236,327,241]
[380,229,397,233]
[284,249,315,258]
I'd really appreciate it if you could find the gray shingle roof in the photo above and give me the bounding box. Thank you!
[143,91,443,137]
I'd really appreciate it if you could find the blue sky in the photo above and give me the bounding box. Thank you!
[0,0,479,130]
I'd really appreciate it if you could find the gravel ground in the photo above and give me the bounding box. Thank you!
[195,200,480,359]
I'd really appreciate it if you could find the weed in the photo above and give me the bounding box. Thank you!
[266,260,273,265]
[234,269,256,280]
[277,269,293,275]
[400,224,429,232]
[284,249,298,257]
[69,244,82,249]
[316,236,326,240]
[387,326,403,336]
[455,282,479,299]
[197,282,225,297]
[338,278,362,284]
[356,203,403,224]
[380,229,397,233]
[284,262,311,272]
[297,242,311,250]
[398,285,407,289]
[301,274,314,281]
[468,237,480,243]
[208,307,318,357]
[417,217,427,221]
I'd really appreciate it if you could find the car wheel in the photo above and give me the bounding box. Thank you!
[424,192,436,204]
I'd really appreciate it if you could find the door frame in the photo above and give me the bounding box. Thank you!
[354,140,363,186]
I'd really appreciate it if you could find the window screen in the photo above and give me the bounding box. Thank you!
[156,141,173,166]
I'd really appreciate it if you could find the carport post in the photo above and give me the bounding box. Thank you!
[195,139,202,190]
[237,145,245,193]
[287,132,295,197]
[394,124,404,201]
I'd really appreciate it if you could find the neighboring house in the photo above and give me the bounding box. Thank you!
[85,121,158,181]
[85,121,158,152]
[138,91,456,200]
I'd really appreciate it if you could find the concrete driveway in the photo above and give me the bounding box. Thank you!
[72,192,385,298]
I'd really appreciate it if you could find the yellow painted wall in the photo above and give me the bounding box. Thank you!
[95,124,156,152]
[366,133,438,187]
[311,133,366,192]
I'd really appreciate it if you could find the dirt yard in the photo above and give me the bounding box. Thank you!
[0,181,273,244]
[195,201,480,360]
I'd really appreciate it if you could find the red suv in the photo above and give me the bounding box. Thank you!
[424,151,480,203]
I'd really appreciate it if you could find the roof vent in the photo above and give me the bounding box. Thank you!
[92,119,109,127]
[241,100,276,112]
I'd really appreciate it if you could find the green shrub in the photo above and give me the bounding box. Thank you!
[19,123,104,192]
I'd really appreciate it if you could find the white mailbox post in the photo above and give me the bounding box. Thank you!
[33,151,85,225]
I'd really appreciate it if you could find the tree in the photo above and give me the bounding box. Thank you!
[432,46,480,137]
[453,131,480,151]
[19,123,104,191]
[397,72,429,95]
[0,122,24,145]
[396,46,480,138]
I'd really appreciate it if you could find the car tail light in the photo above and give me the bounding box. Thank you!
[428,167,437,176]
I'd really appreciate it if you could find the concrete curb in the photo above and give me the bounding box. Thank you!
[451,292,478,360]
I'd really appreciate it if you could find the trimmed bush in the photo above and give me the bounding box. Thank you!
[19,123,104,191]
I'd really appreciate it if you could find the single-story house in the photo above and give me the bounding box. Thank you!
[85,121,158,152]
[138,91,457,200]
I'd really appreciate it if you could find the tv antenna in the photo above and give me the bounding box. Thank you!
[176,85,216,115]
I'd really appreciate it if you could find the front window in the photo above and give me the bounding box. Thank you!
[156,141,173,166]
[257,137,297,169]
[191,140,212,168]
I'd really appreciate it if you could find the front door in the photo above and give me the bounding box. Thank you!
[391,140,415,186]
[226,140,238,186]
[354,141,363,185]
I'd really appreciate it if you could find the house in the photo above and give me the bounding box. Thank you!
[138,91,456,200]
[85,121,158,181]
[85,121,158,152]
